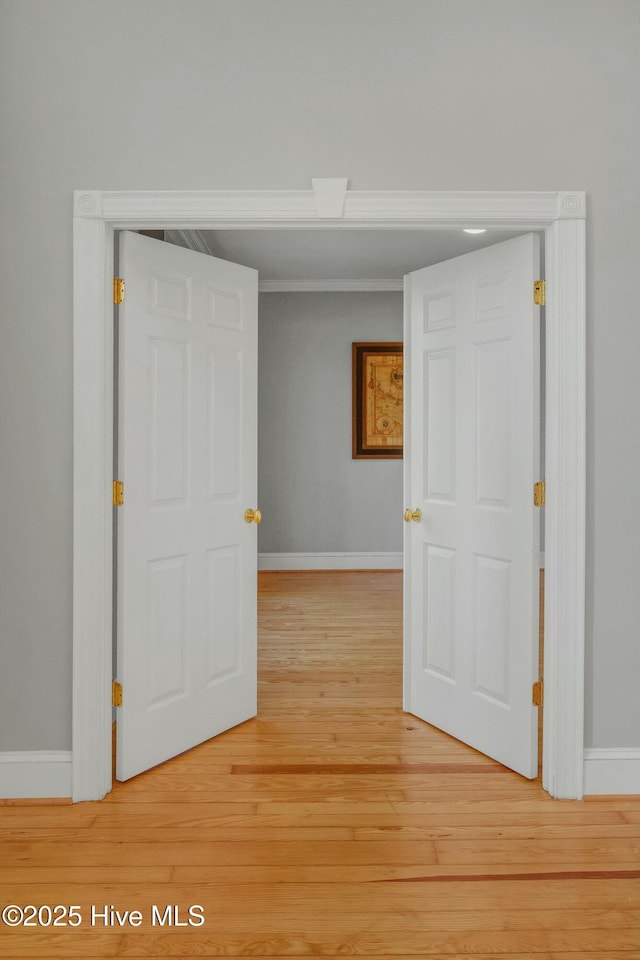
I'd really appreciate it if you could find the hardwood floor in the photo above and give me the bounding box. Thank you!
[1,570,638,958]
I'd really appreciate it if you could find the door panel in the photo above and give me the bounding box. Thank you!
[116,231,258,781]
[405,234,541,778]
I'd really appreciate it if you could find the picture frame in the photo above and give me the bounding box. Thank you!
[352,342,403,459]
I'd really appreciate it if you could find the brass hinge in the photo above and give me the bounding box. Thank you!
[113,277,125,305]
[113,480,124,506]
[533,480,546,507]
[533,279,546,306]
[532,679,543,706]
[112,680,123,707]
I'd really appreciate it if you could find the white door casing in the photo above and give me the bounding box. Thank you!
[405,234,540,778]
[116,232,258,780]
[72,187,586,801]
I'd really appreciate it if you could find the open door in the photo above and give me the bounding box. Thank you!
[115,231,259,781]
[404,234,541,778]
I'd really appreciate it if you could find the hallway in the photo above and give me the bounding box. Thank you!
[0,571,637,958]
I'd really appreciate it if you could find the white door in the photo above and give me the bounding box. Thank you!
[404,234,541,778]
[116,231,259,781]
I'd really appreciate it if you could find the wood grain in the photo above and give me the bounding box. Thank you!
[0,570,637,959]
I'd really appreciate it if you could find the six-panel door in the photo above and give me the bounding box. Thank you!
[116,232,258,781]
[405,234,541,778]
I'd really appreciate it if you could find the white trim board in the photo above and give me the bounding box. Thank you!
[73,185,586,802]
[583,749,640,795]
[259,552,403,571]
[260,553,542,571]
[0,752,72,799]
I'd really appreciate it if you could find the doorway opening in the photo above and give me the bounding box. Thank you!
[72,187,586,802]
[112,226,544,785]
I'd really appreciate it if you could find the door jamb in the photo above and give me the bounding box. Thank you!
[73,187,586,801]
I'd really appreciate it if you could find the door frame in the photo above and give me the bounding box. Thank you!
[72,186,586,801]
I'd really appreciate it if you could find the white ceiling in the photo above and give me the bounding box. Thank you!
[188,228,532,284]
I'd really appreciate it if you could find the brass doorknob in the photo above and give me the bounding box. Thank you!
[244,508,262,524]
[404,508,422,523]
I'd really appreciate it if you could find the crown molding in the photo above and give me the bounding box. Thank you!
[162,231,404,292]
[258,278,403,293]
[164,229,215,256]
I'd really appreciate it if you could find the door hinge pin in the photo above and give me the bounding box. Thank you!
[532,679,543,706]
[113,480,124,506]
[533,480,545,507]
[113,277,125,305]
[112,680,123,707]
[533,279,545,306]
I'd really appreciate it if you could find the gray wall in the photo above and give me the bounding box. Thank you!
[1,0,639,752]
[258,293,403,555]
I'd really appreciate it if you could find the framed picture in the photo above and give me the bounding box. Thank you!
[352,342,403,459]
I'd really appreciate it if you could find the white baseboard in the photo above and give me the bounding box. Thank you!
[0,751,72,799]
[258,552,542,572]
[583,748,640,795]
[259,552,403,571]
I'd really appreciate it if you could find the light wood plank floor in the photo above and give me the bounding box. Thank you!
[1,570,638,959]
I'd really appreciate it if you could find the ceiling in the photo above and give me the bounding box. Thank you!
[179,227,532,285]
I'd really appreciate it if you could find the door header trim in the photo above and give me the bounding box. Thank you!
[75,187,586,227]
